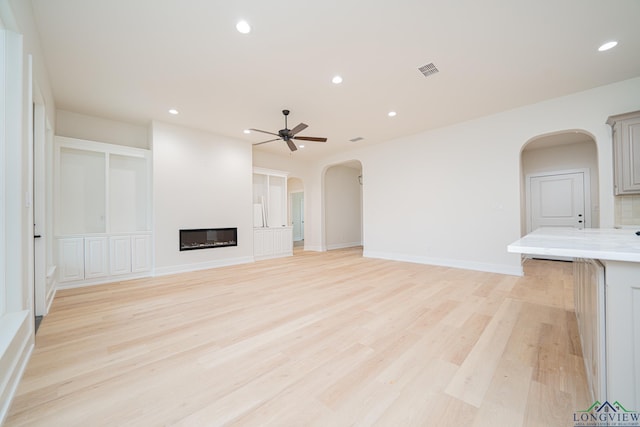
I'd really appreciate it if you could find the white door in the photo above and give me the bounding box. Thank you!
[291,192,304,241]
[33,100,48,315]
[527,170,590,232]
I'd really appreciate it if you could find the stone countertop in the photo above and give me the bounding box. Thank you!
[507,227,640,263]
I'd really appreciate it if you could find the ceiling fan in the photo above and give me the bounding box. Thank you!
[251,110,327,152]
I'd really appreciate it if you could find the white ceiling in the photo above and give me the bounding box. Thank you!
[31,0,640,160]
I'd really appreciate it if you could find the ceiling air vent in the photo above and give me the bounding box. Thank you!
[418,63,439,77]
[349,137,364,143]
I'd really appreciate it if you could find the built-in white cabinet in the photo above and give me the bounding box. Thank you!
[608,110,640,195]
[55,136,153,286]
[253,168,293,260]
[58,234,152,284]
[253,168,288,228]
[254,227,293,260]
[574,258,606,402]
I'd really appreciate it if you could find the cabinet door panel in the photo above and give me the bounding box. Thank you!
[283,227,293,253]
[574,259,606,402]
[254,229,265,257]
[131,235,151,273]
[627,121,640,190]
[611,113,640,194]
[272,229,283,254]
[84,237,109,279]
[110,236,132,275]
[58,238,84,282]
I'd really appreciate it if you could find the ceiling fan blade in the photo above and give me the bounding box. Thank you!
[289,123,308,136]
[293,136,327,142]
[253,138,281,146]
[285,139,298,152]
[249,128,280,137]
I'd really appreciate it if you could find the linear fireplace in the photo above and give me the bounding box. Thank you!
[179,228,237,251]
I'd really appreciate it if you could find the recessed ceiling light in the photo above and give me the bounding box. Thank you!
[168,109,179,115]
[388,111,397,117]
[299,145,305,148]
[332,75,343,84]
[243,129,251,134]
[236,20,251,34]
[598,41,618,51]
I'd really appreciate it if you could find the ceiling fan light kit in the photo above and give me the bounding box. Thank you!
[251,110,328,152]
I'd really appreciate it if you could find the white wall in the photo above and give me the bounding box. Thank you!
[325,164,362,249]
[152,122,253,275]
[315,77,640,276]
[0,0,56,423]
[522,140,600,228]
[56,109,148,149]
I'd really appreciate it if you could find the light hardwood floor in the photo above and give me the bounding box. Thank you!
[6,248,589,426]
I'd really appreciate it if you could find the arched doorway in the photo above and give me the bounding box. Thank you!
[520,131,599,236]
[323,160,363,250]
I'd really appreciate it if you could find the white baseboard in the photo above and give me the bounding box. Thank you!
[153,256,254,277]
[57,271,153,290]
[45,283,57,314]
[0,311,34,426]
[254,252,293,261]
[303,245,324,252]
[326,242,362,250]
[363,250,524,276]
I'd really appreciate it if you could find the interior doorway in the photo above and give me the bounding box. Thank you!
[287,177,304,248]
[323,160,363,251]
[520,131,599,260]
[291,192,304,243]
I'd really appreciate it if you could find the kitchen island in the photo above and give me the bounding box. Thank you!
[508,227,640,410]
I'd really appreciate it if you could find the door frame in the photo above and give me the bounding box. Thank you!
[525,168,592,233]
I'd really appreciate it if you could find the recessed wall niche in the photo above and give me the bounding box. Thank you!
[58,146,106,234]
[109,154,149,232]
[55,137,151,235]
[55,136,153,286]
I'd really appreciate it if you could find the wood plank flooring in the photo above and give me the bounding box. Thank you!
[5,248,589,426]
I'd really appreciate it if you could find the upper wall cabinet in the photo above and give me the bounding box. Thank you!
[55,137,152,235]
[608,110,640,195]
[253,168,288,228]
